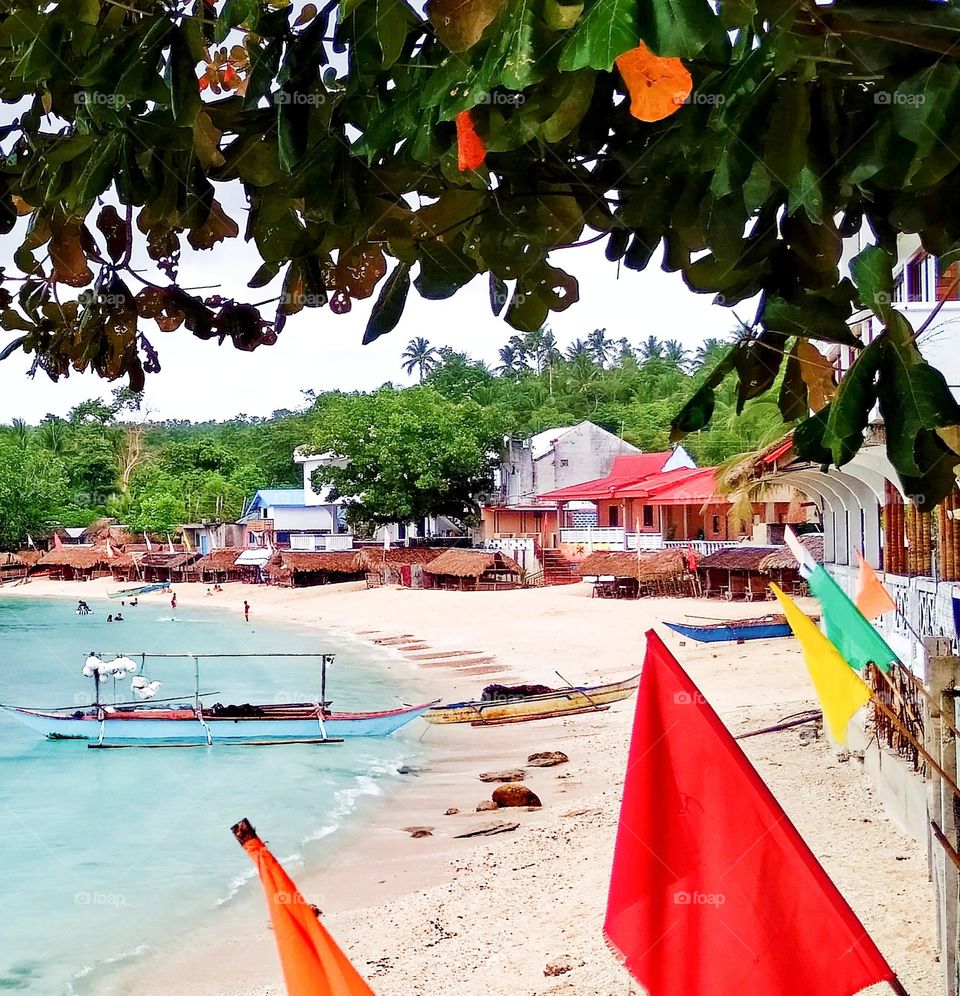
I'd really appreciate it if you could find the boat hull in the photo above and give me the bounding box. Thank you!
[1,702,434,742]
[423,675,639,725]
[664,621,792,643]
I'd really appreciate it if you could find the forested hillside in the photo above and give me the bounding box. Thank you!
[0,329,794,544]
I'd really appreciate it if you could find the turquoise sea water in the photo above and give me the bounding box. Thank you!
[0,595,421,994]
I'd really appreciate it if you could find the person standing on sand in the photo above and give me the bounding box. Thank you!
[244,600,250,622]
[171,592,177,610]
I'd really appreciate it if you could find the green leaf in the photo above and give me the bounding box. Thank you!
[793,405,833,466]
[823,340,882,465]
[670,383,716,439]
[732,330,787,413]
[425,0,506,52]
[376,0,414,69]
[778,341,808,422]
[898,432,960,509]
[850,244,895,321]
[541,71,596,142]
[643,0,729,60]
[363,262,411,344]
[762,292,859,346]
[557,0,638,72]
[763,82,810,195]
[878,315,960,477]
[216,0,259,44]
[481,0,545,91]
[168,24,202,126]
[248,260,281,288]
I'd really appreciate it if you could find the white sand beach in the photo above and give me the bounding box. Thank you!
[4,578,940,995]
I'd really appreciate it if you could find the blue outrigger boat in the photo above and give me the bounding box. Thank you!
[664,614,793,643]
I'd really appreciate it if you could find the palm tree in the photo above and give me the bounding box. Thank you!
[506,334,532,371]
[616,337,635,363]
[586,327,614,367]
[638,335,664,361]
[662,339,690,370]
[565,338,589,360]
[693,337,731,369]
[401,337,440,382]
[497,343,521,377]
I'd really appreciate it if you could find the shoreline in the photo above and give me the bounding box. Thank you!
[2,577,941,995]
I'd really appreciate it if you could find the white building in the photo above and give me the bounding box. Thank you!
[494,421,687,506]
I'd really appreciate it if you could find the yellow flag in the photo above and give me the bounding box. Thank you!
[182,531,192,553]
[770,583,872,743]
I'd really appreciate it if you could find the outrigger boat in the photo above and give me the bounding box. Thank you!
[108,582,169,600]
[0,651,436,747]
[423,674,639,726]
[663,614,793,643]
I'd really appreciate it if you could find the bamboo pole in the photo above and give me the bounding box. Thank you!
[932,819,960,875]
[868,681,960,801]
[888,976,911,996]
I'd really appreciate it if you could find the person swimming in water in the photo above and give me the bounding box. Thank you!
[114,613,124,622]
[106,614,113,622]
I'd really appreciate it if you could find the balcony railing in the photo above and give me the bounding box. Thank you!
[558,529,747,554]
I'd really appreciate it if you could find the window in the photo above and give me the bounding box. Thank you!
[937,259,960,301]
[906,252,928,303]
[261,507,269,519]
[642,505,654,528]
[559,458,569,467]
[711,514,720,534]
[608,506,619,527]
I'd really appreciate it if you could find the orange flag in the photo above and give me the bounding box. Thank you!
[855,549,896,619]
[52,532,63,551]
[233,819,374,996]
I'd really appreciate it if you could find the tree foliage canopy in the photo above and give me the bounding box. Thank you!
[2,0,960,498]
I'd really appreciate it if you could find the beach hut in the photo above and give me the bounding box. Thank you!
[196,549,244,584]
[36,547,115,581]
[578,549,696,598]
[698,546,778,600]
[358,547,442,587]
[758,535,824,595]
[136,552,200,584]
[265,550,366,587]
[421,549,522,591]
[0,551,40,583]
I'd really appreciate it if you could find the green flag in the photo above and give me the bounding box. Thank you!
[806,565,897,673]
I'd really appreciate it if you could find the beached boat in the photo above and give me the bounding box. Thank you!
[663,614,792,643]
[0,650,435,746]
[423,674,639,726]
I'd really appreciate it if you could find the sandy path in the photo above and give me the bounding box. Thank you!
[3,577,939,995]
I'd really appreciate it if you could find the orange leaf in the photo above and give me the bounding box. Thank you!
[198,75,209,91]
[456,110,486,172]
[615,43,692,123]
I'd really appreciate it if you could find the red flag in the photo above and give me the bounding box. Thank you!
[233,819,373,996]
[52,532,63,551]
[605,630,896,995]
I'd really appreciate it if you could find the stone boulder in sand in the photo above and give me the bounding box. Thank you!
[476,800,499,812]
[492,784,541,808]
[479,769,525,783]
[527,751,568,767]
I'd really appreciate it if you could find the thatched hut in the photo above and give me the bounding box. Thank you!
[0,550,41,582]
[265,551,365,588]
[137,552,200,583]
[195,549,244,584]
[758,536,824,594]
[578,550,696,598]
[421,549,522,591]
[108,551,138,582]
[359,547,442,586]
[699,546,778,600]
[37,547,115,581]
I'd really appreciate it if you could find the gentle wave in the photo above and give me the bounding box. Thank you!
[67,944,152,995]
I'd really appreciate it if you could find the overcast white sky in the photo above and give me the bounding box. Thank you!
[0,239,743,424]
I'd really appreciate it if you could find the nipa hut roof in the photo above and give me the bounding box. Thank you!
[195,549,244,572]
[699,546,778,571]
[269,551,365,574]
[421,548,522,578]
[358,547,442,570]
[758,536,824,572]
[38,547,113,569]
[4,550,41,567]
[578,550,688,581]
[138,552,198,569]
